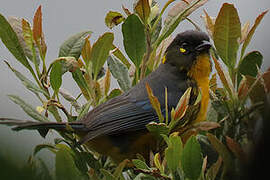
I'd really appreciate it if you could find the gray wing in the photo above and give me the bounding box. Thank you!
[78,92,158,143]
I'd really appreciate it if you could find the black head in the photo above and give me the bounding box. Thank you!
[164,30,211,71]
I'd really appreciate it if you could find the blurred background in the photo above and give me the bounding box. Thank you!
[0,0,269,169]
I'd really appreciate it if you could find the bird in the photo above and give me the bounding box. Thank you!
[0,30,212,163]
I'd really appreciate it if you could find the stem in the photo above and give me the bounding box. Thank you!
[150,0,176,34]
[140,26,152,79]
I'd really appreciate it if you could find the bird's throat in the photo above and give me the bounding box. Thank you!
[187,53,211,123]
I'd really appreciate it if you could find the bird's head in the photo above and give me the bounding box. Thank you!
[163,30,212,73]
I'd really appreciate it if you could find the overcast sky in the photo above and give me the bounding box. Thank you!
[0,0,269,162]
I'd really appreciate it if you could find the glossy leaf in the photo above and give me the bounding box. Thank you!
[134,0,150,23]
[104,68,111,96]
[207,133,233,175]
[237,75,249,100]
[172,87,191,121]
[59,88,81,112]
[0,14,33,73]
[107,55,131,92]
[112,44,131,68]
[8,95,49,122]
[81,36,91,64]
[239,21,250,44]
[55,146,82,180]
[34,144,56,156]
[50,61,62,93]
[226,136,246,162]
[246,75,266,104]
[202,10,215,38]
[72,68,90,100]
[107,89,122,100]
[8,17,40,65]
[212,55,234,96]
[164,134,183,172]
[146,122,170,136]
[132,159,150,170]
[154,153,164,173]
[181,136,203,180]
[241,10,268,58]
[58,31,92,60]
[238,51,263,82]
[105,11,125,29]
[213,3,241,69]
[33,6,42,44]
[5,61,47,96]
[122,14,146,68]
[146,83,164,122]
[90,32,114,80]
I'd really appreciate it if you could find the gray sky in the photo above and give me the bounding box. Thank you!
[0,0,269,162]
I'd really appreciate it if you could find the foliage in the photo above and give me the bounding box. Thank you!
[0,0,269,179]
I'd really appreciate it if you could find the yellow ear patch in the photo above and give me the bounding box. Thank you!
[180,47,186,53]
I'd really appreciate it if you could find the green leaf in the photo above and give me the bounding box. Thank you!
[8,17,40,65]
[34,144,56,156]
[107,55,131,92]
[164,134,183,172]
[111,45,130,68]
[241,10,268,58]
[100,169,117,180]
[107,89,122,100]
[72,68,90,98]
[246,75,266,104]
[50,61,62,93]
[58,31,92,59]
[207,133,233,176]
[77,101,91,120]
[55,146,82,180]
[8,95,49,122]
[105,11,125,29]
[134,0,151,23]
[0,14,34,73]
[4,61,48,96]
[132,159,150,170]
[146,122,170,137]
[181,136,203,180]
[238,51,263,83]
[213,3,241,69]
[122,14,146,68]
[90,32,114,80]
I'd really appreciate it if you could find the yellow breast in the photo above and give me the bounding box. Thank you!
[187,53,211,123]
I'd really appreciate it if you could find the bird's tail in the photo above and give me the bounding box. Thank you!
[0,118,88,138]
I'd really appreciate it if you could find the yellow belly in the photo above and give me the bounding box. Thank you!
[187,53,211,123]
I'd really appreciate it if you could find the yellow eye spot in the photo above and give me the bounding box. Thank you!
[180,47,186,53]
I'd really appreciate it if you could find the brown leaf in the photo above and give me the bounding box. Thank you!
[226,136,246,162]
[193,121,220,131]
[241,10,268,58]
[246,75,266,104]
[134,0,151,23]
[122,5,132,16]
[209,73,217,92]
[173,87,191,121]
[81,36,91,64]
[146,83,164,122]
[238,75,249,100]
[263,69,270,93]
[104,68,111,96]
[212,55,235,96]
[33,5,42,44]
[239,21,250,44]
[202,10,215,38]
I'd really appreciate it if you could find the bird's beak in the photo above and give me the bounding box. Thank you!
[195,40,212,52]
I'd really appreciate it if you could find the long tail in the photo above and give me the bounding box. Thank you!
[0,118,88,138]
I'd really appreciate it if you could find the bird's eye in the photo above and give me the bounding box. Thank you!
[179,42,189,54]
[179,47,187,53]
